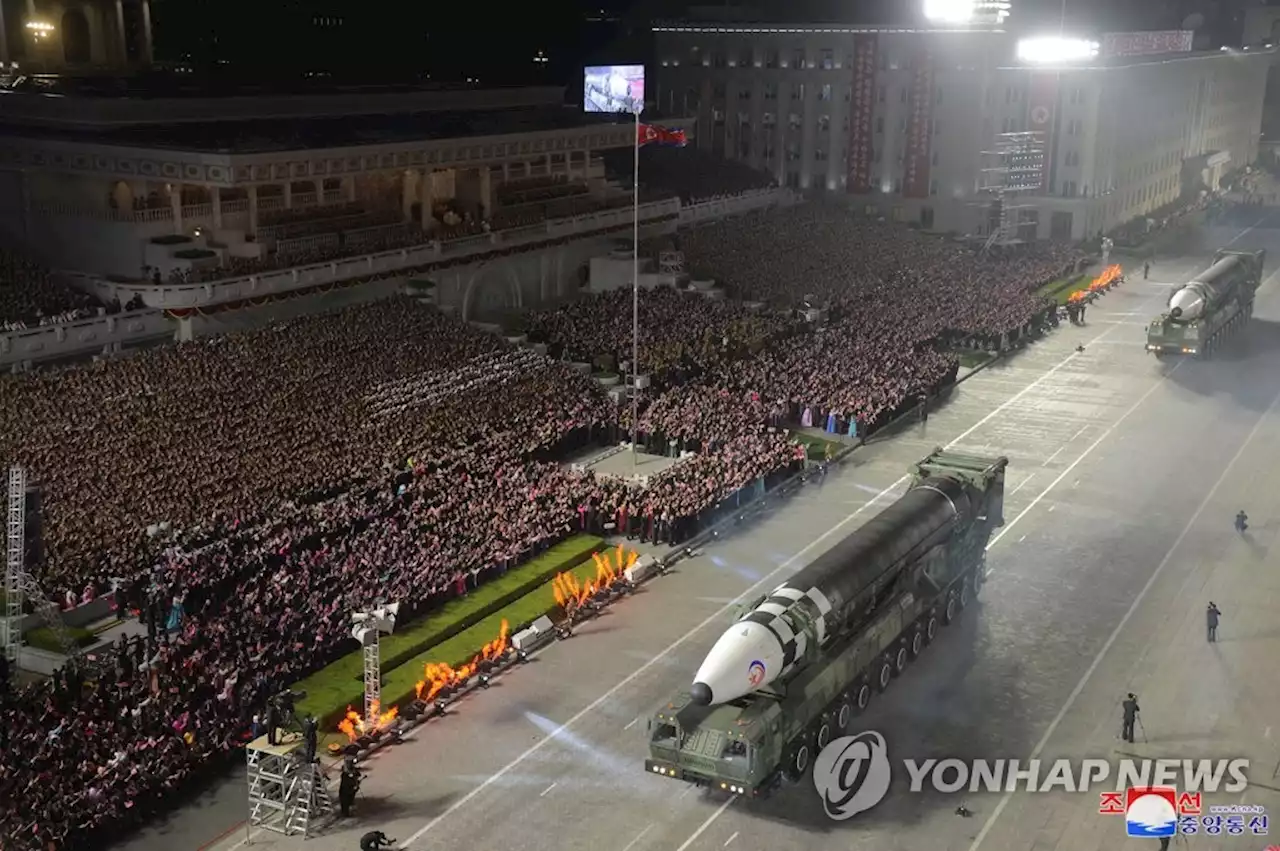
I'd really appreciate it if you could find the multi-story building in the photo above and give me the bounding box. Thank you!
[653,21,1270,239]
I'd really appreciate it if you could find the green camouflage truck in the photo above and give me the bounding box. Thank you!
[1146,249,1264,360]
[644,450,1008,796]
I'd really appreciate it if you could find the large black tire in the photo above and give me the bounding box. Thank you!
[924,614,939,643]
[892,644,910,675]
[835,699,853,731]
[853,681,872,712]
[943,592,959,624]
[816,719,833,751]
[786,742,812,782]
[875,660,893,693]
[909,628,925,658]
[959,576,972,609]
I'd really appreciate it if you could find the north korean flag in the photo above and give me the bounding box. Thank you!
[637,123,688,147]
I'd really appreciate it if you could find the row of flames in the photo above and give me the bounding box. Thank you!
[337,547,638,742]
[338,699,400,742]
[1067,264,1123,304]
[414,618,511,703]
[552,545,637,610]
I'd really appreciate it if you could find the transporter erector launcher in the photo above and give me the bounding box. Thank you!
[646,450,1007,795]
[1146,248,1264,359]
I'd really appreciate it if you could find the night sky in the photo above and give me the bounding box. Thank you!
[147,0,1266,86]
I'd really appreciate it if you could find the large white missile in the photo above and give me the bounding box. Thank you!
[689,473,978,706]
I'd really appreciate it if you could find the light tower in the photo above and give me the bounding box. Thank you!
[351,603,400,726]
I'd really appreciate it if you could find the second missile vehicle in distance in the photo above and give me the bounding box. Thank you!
[644,450,1008,796]
[1146,248,1264,359]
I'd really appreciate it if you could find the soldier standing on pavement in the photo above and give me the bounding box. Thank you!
[1144,261,1151,280]
[1121,693,1140,743]
[1206,602,1222,643]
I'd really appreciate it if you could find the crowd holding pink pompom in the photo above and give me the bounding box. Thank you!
[0,201,1083,850]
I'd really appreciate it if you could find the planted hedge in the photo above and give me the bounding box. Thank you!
[26,626,97,653]
[294,535,602,725]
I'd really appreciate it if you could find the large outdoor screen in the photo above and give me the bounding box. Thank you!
[584,65,645,113]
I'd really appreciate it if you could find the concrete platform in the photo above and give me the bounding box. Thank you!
[565,443,687,483]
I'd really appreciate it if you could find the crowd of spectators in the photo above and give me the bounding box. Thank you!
[0,252,104,331]
[0,199,1085,849]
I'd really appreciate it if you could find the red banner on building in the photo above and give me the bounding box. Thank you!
[846,34,878,194]
[1027,72,1059,192]
[902,51,935,199]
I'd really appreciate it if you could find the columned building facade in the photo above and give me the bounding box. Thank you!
[0,0,153,68]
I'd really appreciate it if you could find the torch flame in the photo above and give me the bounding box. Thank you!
[413,619,511,703]
[337,698,401,743]
[1067,265,1121,304]
[552,546,637,610]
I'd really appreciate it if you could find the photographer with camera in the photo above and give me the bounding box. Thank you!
[359,830,396,850]
[339,761,363,817]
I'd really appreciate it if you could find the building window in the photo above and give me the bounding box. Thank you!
[819,84,832,102]
[740,49,753,68]
[815,148,828,161]
[713,52,726,69]
[876,116,885,134]
[935,86,943,105]
[792,48,806,69]
[878,84,886,103]
[713,82,726,100]
[900,88,908,104]
[789,113,802,130]
[739,87,752,101]
[786,143,801,162]
[873,146,882,163]
[1065,151,1079,167]
[929,178,938,196]
[766,48,779,69]
[764,82,777,100]
[817,114,831,131]
[791,83,805,101]
[821,49,834,70]
[762,112,776,127]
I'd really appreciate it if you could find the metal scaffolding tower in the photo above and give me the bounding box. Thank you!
[4,466,80,669]
[976,131,1049,253]
[362,638,381,722]
[3,467,25,665]
[247,736,333,838]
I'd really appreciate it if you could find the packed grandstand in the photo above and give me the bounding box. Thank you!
[0,156,1086,848]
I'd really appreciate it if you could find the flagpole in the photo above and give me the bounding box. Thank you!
[631,105,640,467]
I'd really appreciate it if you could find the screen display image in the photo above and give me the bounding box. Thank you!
[584,65,645,113]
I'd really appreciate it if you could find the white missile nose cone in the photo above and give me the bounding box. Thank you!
[692,620,786,705]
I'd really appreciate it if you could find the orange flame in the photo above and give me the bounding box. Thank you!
[337,699,401,743]
[413,619,511,702]
[553,546,638,610]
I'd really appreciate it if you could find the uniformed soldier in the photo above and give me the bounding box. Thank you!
[1206,602,1222,643]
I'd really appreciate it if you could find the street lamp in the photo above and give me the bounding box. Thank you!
[25,21,55,42]
[351,603,400,728]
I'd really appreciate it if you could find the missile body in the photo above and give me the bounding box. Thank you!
[691,474,975,706]
[1167,255,1242,322]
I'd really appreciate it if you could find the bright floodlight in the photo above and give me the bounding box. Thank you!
[1016,37,1100,63]
[923,0,974,23]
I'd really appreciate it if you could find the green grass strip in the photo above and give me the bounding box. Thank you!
[376,550,624,718]
[294,535,603,724]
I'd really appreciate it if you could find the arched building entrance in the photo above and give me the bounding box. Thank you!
[62,9,91,64]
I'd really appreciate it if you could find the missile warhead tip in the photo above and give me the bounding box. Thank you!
[690,682,713,705]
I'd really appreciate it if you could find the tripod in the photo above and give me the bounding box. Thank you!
[1135,716,1148,744]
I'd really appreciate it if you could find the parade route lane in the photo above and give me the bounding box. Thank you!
[205,226,1278,851]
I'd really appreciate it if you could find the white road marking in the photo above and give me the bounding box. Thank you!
[621,824,653,851]
[984,360,1183,560]
[1266,726,1272,740]
[675,798,736,851]
[724,831,740,846]
[967,382,1280,851]
[1042,446,1065,466]
[1018,535,1026,543]
[624,717,640,730]
[539,782,557,797]
[1007,474,1034,498]
[397,327,1119,849]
